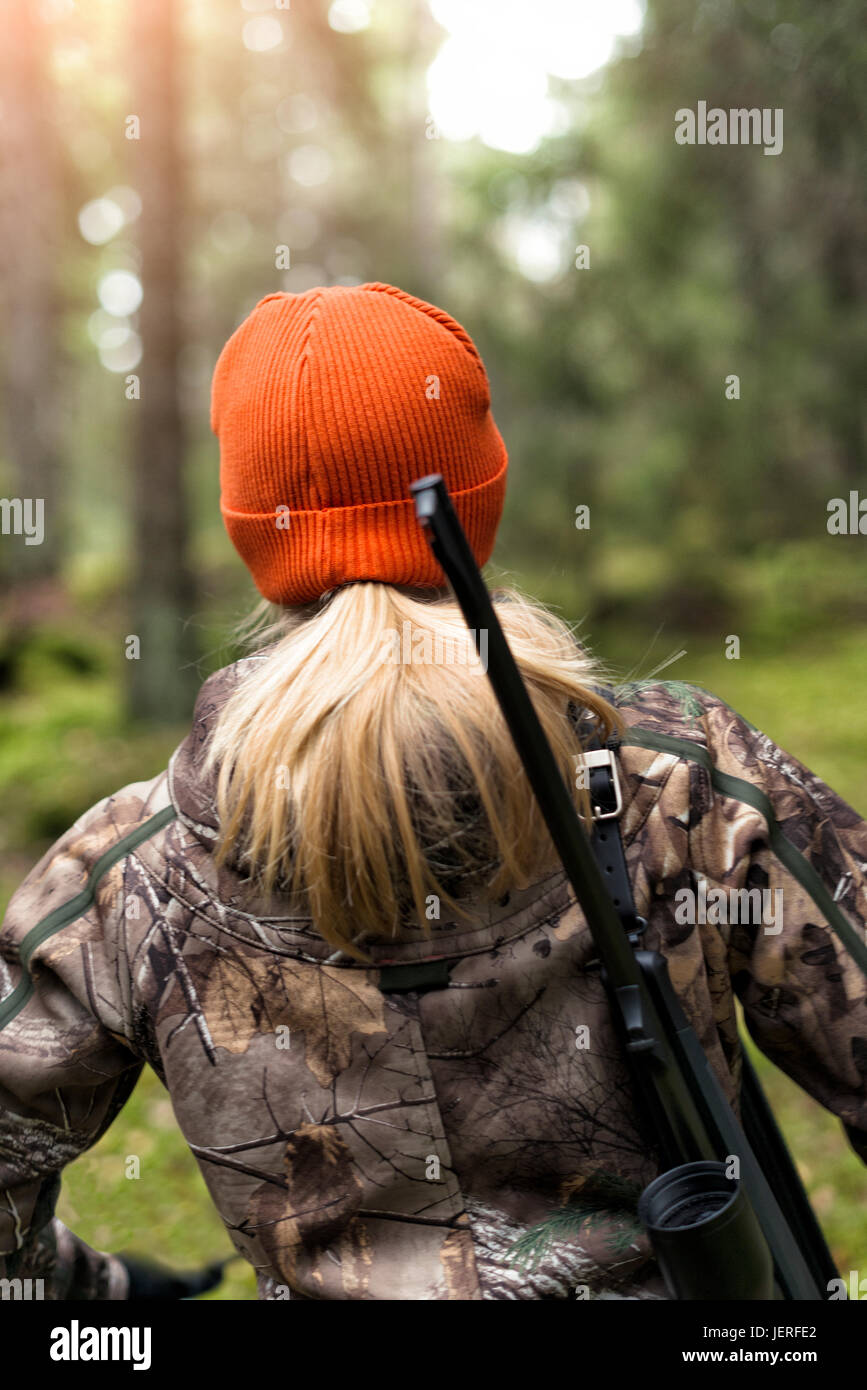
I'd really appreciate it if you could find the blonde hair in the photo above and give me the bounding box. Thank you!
[204,582,623,961]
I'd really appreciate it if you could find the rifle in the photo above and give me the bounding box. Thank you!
[410,472,839,1301]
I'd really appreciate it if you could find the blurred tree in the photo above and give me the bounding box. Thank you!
[440,0,867,638]
[0,0,63,589]
[128,0,198,721]
[1,0,864,668]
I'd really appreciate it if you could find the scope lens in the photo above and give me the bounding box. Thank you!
[656,1191,730,1228]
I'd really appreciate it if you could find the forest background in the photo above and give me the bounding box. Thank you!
[0,0,864,1298]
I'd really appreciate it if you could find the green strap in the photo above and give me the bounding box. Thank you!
[379,959,453,993]
[0,804,177,1032]
[621,727,867,978]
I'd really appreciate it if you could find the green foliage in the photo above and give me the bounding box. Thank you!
[448,0,867,635]
[0,621,186,853]
[505,1175,645,1274]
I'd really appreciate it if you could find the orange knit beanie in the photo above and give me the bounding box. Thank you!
[211,282,508,605]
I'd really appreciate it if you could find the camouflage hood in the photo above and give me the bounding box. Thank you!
[2,665,867,1301]
[166,651,591,950]
[166,654,259,870]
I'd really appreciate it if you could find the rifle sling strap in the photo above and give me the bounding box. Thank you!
[581,731,646,947]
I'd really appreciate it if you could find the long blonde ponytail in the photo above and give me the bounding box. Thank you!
[204,582,623,961]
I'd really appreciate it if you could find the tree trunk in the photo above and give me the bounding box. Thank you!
[402,0,444,302]
[128,0,198,721]
[0,0,62,588]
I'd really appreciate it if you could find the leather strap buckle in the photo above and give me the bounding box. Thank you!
[576,747,623,821]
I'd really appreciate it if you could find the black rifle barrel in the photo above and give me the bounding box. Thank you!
[411,474,714,1159]
[410,472,826,1301]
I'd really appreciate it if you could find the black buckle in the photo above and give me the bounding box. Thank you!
[586,916,648,972]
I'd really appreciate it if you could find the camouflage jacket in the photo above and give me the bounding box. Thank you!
[1,662,866,1300]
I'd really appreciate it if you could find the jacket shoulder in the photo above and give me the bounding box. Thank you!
[611,678,755,747]
[0,771,175,955]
